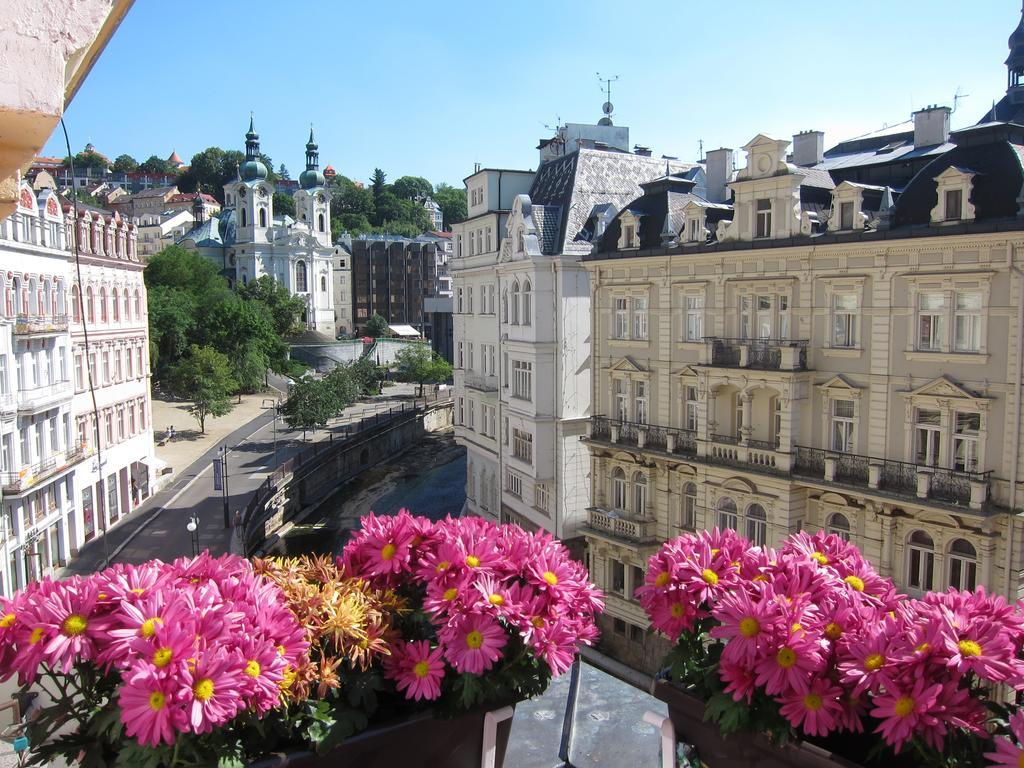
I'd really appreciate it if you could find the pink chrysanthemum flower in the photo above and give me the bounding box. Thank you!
[869,676,945,753]
[385,640,445,701]
[179,649,246,734]
[119,663,187,746]
[712,587,785,666]
[38,577,102,673]
[985,710,1024,768]
[720,659,757,704]
[753,630,826,696]
[836,629,896,696]
[777,677,844,738]
[440,611,506,675]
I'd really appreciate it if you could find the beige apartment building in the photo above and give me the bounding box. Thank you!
[580,95,1024,670]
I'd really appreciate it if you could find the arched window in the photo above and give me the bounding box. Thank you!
[41,281,50,318]
[1,279,10,318]
[317,212,325,232]
[948,538,977,591]
[745,503,767,547]
[85,287,95,323]
[501,289,508,323]
[510,281,520,324]
[133,289,141,319]
[295,261,308,292]
[112,288,120,321]
[123,289,130,321]
[98,287,108,322]
[259,208,267,228]
[240,208,247,227]
[827,512,851,542]
[320,275,327,292]
[522,280,532,326]
[717,497,738,531]
[71,285,80,323]
[633,472,647,516]
[487,285,495,315]
[611,468,627,511]
[907,530,935,591]
[680,482,697,529]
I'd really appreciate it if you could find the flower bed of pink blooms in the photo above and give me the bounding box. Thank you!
[0,512,603,765]
[637,528,1024,767]
[344,511,604,696]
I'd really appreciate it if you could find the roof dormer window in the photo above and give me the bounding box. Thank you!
[623,224,636,248]
[930,166,976,225]
[944,189,963,221]
[840,201,854,230]
[755,198,772,238]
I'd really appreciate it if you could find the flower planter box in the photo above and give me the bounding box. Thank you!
[246,704,514,768]
[651,680,864,768]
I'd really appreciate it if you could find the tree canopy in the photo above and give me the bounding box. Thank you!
[392,175,433,200]
[112,154,138,173]
[138,155,176,175]
[64,150,109,172]
[363,313,391,338]
[393,344,453,395]
[433,183,467,229]
[168,345,237,433]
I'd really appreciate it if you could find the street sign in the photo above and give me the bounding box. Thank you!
[213,457,223,491]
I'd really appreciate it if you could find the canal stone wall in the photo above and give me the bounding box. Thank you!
[242,400,453,556]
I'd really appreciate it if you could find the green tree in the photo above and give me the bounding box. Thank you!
[185,147,246,201]
[323,365,360,412]
[280,377,335,438]
[370,168,387,200]
[347,356,384,397]
[434,183,467,229]
[147,286,196,376]
[64,150,108,172]
[112,154,138,173]
[232,341,269,400]
[237,275,306,338]
[332,213,372,240]
[169,345,237,433]
[364,313,391,338]
[393,175,433,200]
[139,155,174,175]
[273,192,295,218]
[393,344,453,396]
[278,163,291,180]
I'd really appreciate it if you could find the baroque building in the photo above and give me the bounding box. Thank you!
[581,21,1024,669]
[451,121,705,544]
[0,180,155,597]
[179,120,338,337]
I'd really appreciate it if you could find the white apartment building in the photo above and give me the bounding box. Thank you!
[67,202,155,545]
[0,184,80,595]
[451,168,534,522]
[451,123,704,543]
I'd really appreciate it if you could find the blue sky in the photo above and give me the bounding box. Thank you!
[45,0,1021,188]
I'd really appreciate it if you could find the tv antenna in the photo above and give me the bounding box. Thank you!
[596,73,619,123]
[952,86,970,114]
[542,114,563,132]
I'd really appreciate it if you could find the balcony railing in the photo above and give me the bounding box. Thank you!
[463,373,498,393]
[14,314,69,335]
[793,446,991,510]
[586,507,659,545]
[703,337,809,371]
[589,417,697,456]
[17,379,73,409]
[1,445,85,493]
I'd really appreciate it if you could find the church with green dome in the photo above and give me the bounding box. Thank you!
[178,117,343,337]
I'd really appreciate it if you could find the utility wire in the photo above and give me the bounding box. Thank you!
[59,118,108,568]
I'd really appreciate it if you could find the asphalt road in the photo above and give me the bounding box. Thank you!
[64,381,423,575]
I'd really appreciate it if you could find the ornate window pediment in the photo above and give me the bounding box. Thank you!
[906,376,988,405]
[608,356,646,374]
[817,374,863,398]
[930,166,976,224]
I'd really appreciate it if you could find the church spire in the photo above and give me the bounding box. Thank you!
[299,124,325,190]
[240,114,268,182]
[1007,4,1024,90]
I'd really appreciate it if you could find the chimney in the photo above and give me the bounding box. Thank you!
[705,148,734,204]
[633,145,652,157]
[913,105,951,148]
[473,162,481,173]
[792,130,824,166]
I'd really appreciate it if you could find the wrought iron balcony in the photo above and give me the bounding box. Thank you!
[793,446,991,510]
[463,373,498,393]
[1,445,85,493]
[703,337,809,371]
[589,416,697,456]
[13,314,69,336]
[585,507,659,545]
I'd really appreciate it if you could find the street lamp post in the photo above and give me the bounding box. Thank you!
[218,445,230,529]
[186,516,200,557]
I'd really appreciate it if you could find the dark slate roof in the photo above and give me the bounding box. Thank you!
[528,149,701,256]
[178,217,222,248]
[894,122,1024,228]
[598,188,728,251]
[978,93,1024,125]
[530,204,562,254]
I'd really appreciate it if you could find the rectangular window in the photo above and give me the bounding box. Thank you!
[685,385,699,431]
[466,400,474,429]
[623,225,635,248]
[832,293,858,348]
[503,416,509,445]
[467,286,473,314]
[945,188,963,221]
[614,298,628,339]
[632,296,648,340]
[610,560,625,595]
[456,342,464,369]
[505,470,522,498]
[681,486,697,529]
[778,295,791,340]
[456,397,464,425]
[953,412,981,472]
[684,295,704,341]
[756,295,773,339]
[467,342,474,372]
[688,218,700,242]
[740,295,752,340]
[635,380,648,424]
[614,378,629,421]
[953,292,982,352]
[631,565,645,601]
[918,293,946,350]
[840,201,854,230]
[512,361,532,401]
[755,198,772,238]
[535,483,550,513]
[456,287,463,314]
[830,400,855,452]
[915,409,942,466]
[512,428,533,463]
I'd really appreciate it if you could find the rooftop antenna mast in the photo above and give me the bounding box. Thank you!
[596,72,618,125]
[952,86,970,114]
[699,139,704,162]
